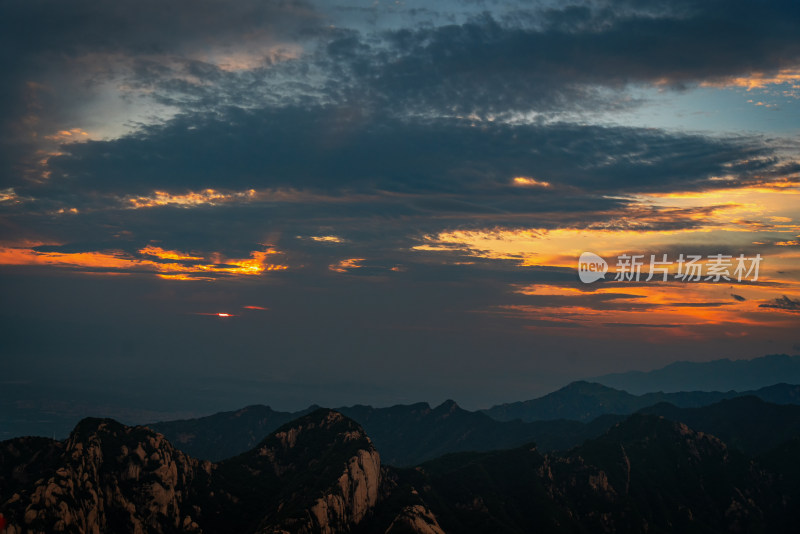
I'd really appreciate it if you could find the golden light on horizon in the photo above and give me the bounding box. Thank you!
[413,180,800,274]
[411,178,800,337]
[492,280,800,339]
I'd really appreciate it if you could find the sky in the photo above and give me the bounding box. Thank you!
[1,0,799,421]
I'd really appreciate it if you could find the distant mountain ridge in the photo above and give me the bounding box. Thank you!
[5,354,798,442]
[149,383,800,465]
[592,353,800,394]
[151,400,618,465]
[483,380,800,422]
[147,404,316,461]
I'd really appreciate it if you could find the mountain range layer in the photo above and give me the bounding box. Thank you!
[592,354,800,394]
[3,407,800,533]
[150,383,800,465]
[483,381,800,422]
[5,354,799,442]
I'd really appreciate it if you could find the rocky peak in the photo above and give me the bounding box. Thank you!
[238,409,382,533]
[250,409,375,474]
[1,419,209,534]
[601,413,728,453]
[2,411,384,534]
[385,504,446,534]
[433,399,459,415]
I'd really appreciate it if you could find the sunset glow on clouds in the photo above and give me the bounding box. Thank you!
[700,68,800,90]
[410,177,800,342]
[126,189,258,209]
[0,243,287,280]
[1,0,799,408]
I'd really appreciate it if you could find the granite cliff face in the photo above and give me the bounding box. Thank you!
[148,405,307,462]
[383,504,446,534]
[238,410,382,533]
[0,410,389,534]
[0,419,210,534]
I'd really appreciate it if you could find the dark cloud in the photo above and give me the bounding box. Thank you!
[1,0,799,417]
[502,289,732,314]
[760,295,800,312]
[0,99,784,277]
[5,0,798,148]
[0,0,320,58]
[327,0,800,115]
[731,293,746,302]
[3,0,798,192]
[0,0,324,187]
[33,106,777,200]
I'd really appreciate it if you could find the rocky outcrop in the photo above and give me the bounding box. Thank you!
[385,415,780,533]
[5,410,798,534]
[0,410,383,534]
[307,448,381,531]
[385,504,446,534]
[0,419,210,534]
[248,410,382,533]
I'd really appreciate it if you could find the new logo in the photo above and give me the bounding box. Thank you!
[578,252,608,283]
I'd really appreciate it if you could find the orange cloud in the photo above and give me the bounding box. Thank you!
[307,235,345,243]
[512,176,551,188]
[413,176,800,340]
[0,247,137,270]
[222,250,287,276]
[126,189,257,208]
[122,188,382,210]
[414,179,800,274]
[0,188,23,204]
[139,245,204,261]
[701,69,800,90]
[158,274,216,281]
[43,128,91,142]
[495,281,800,339]
[329,258,364,272]
[0,244,287,281]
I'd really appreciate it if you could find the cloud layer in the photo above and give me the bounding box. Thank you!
[1,0,799,410]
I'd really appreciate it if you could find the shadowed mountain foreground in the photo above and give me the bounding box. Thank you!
[3,408,800,533]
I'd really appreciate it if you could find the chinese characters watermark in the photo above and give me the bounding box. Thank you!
[578,252,762,284]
